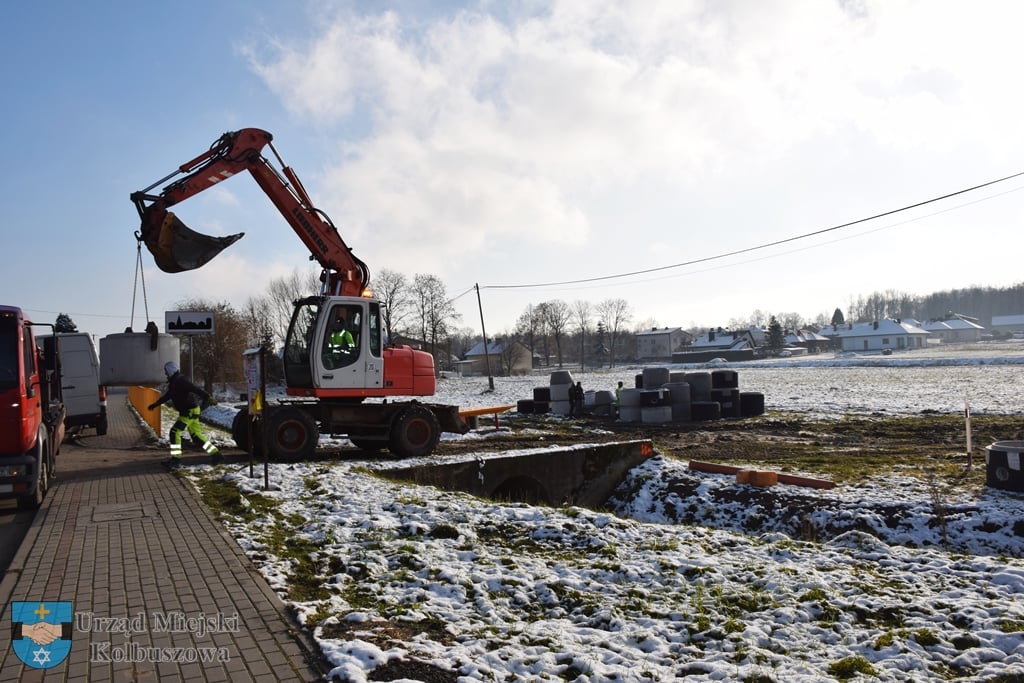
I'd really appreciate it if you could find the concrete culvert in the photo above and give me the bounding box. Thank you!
[690,401,721,421]
[642,367,671,388]
[740,392,765,417]
[549,370,573,386]
[549,383,571,401]
[683,372,712,402]
[618,388,642,407]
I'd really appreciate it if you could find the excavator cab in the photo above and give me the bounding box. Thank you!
[283,296,383,396]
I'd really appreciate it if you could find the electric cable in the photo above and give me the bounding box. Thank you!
[480,169,1024,290]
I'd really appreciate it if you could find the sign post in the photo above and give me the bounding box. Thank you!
[166,311,215,383]
[243,347,269,488]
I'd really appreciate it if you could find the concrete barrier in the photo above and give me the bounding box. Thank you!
[128,386,162,433]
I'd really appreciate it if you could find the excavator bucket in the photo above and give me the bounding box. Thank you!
[140,210,244,273]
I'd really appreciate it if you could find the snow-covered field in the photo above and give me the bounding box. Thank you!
[183,342,1024,682]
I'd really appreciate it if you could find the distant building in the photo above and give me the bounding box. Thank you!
[991,314,1024,335]
[690,327,758,352]
[634,327,692,362]
[462,338,533,376]
[673,327,757,363]
[819,319,930,353]
[784,329,832,353]
[921,314,985,343]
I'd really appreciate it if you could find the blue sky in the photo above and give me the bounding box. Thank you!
[4,1,1024,343]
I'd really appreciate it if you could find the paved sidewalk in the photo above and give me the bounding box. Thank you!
[0,389,329,682]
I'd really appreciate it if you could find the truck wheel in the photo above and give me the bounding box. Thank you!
[231,407,251,451]
[266,407,318,462]
[18,446,48,511]
[389,405,441,459]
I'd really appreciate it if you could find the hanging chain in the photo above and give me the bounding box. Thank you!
[131,233,151,332]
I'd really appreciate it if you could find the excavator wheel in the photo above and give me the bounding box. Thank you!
[265,406,318,462]
[231,407,250,451]
[388,404,441,459]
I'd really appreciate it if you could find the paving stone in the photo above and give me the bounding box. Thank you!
[0,389,328,681]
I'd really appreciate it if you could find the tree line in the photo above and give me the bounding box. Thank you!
[57,277,1023,388]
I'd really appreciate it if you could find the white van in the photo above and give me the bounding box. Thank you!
[39,333,107,436]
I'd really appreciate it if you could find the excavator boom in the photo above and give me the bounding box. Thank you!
[131,128,369,296]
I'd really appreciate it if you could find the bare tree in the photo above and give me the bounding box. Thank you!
[595,298,633,367]
[518,303,551,366]
[241,296,277,349]
[411,274,461,370]
[496,332,529,376]
[174,299,248,392]
[541,300,572,367]
[778,312,803,332]
[516,305,541,362]
[571,300,592,372]
[265,268,319,349]
[240,295,283,382]
[446,326,480,367]
[374,268,411,343]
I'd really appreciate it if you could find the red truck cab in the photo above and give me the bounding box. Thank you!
[0,306,64,510]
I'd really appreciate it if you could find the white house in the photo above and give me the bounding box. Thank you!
[690,327,758,352]
[819,319,930,353]
[634,327,692,361]
[921,315,985,343]
[992,314,1024,335]
[784,329,832,353]
[463,339,533,376]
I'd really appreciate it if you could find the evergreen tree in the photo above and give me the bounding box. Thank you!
[767,316,784,354]
[593,321,609,361]
[830,308,845,327]
[55,313,77,333]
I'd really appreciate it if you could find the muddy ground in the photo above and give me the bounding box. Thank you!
[430,410,1024,486]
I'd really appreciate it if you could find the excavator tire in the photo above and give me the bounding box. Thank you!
[231,407,250,451]
[265,406,318,462]
[388,404,441,459]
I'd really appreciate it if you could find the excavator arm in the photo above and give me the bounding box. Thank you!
[131,128,369,296]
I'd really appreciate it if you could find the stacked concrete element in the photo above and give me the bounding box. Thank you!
[516,366,766,422]
[548,370,573,415]
[617,367,766,423]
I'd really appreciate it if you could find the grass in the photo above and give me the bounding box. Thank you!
[654,411,1017,487]
[828,655,878,680]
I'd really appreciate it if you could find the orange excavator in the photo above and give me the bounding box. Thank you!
[131,128,466,459]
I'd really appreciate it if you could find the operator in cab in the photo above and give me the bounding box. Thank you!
[323,307,357,369]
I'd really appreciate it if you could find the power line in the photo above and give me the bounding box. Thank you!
[480,170,1024,291]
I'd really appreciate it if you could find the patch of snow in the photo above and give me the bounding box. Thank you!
[177,343,1024,681]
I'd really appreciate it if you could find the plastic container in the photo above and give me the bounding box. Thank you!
[986,441,1024,492]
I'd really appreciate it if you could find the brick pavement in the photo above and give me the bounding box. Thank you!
[0,389,329,682]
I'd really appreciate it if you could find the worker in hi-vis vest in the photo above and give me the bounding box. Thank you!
[148,361,220,467]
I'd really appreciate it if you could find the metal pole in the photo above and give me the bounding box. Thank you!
[475,284,495,391]
[965,399,973,469]
[261,346,269,489]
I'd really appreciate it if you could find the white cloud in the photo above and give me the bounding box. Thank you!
[240,0,1024,329]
